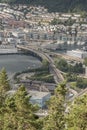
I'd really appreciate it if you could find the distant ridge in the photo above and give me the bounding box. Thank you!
[0,0,87,12]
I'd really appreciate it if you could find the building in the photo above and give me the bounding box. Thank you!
[7,90,51,108]
[85,66,87,77]
[29,91,51,108]
[67,49,87,59]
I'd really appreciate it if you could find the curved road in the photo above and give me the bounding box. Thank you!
[17,45,64,84]
[17,45,87,101]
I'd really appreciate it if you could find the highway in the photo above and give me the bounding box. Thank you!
[17,45,64,84]
[43,52,64,83]
[17,45,87,97]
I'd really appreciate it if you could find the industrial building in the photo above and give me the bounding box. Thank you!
[7,90,51,108]
[29,91,51,108]
[67,49,87,59]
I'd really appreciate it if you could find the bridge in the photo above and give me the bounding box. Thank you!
[17,45,64,84]
[17,45,87,118]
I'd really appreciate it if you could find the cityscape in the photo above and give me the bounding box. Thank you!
[0,2,87,130]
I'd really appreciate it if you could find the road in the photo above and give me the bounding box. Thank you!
[17,45,64,84]
[16,44,87,116]
[47,51,83,63]
[17,45,87,99]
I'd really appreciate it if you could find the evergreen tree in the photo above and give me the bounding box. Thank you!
[42,83,67,130]
[67,94,87,130]
[3,85,37,130]
[0,68,10,94]
[0,68,10,130]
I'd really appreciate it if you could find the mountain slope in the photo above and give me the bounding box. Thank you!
[1,0,87,12]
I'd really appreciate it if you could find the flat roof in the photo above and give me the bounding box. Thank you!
[29,91,50,100]
[7,90,51,100]
[67,50,87,54]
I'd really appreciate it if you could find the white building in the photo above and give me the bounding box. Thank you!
[29,91,51,108]
[85,66,87,77]
[7,90,51,108]
[67,50,87,59]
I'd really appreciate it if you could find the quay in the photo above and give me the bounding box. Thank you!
[0,45,20,54]
[0,48,18,54]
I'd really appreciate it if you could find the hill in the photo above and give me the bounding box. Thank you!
[0,0,87,12]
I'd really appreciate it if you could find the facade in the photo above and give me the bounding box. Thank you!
[85,66,87,77]
[29,91,51,108]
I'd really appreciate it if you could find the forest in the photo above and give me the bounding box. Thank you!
[0,0,87,12]
[0,68,87,130]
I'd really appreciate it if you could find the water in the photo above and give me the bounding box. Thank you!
[0,54,42,75]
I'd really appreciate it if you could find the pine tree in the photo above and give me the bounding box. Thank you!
[42,83,67,130]
[3,85,37,130]
[67,94,87,130]
[0,68,10,130]
[0,68,10,94]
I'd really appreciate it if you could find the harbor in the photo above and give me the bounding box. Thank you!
[0,54,42,75]
[0,45,18,54]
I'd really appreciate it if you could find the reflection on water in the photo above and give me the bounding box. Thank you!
[0,54,42,75]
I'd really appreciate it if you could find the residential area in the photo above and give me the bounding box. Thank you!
[0,3,87,116]
[0,4,87,46]
[0,1,87,129]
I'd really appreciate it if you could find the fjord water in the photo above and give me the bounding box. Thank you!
[0,54,42,75]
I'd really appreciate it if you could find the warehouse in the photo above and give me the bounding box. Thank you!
[29,91,51,108]
[7,90,51,108]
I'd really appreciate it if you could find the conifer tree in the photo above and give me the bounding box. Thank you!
[0,68,10,130]
[67,94,87,130]
[0,68,10,94]
[3,85,37,130]
[42,83,67,130]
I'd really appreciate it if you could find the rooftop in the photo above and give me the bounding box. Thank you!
[29,91,50,99]
[67,49,87,54]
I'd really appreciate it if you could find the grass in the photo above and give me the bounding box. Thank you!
[29,73,55,83]
[70,82,77,90]
[69,82,82,92]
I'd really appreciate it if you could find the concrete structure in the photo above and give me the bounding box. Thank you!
[67,50,87,59]
[0,45,18,54]
[85,66,87,77]
[29,91,51,108]
[0,48,18,54]
[7,90,51,108]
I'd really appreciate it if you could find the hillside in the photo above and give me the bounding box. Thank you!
[0,0,87,12]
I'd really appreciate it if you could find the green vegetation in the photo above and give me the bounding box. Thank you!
[51,18,76,26]
[67,94,87,130]
[0,68,87,129]
[66,73,77,82]
[3,85,38,130]
[66,74,87,90]
[0,69,39,130]
[84,57,87,66]
[56,58,84,74]
[55,58,87,90]
[30,72,54,83]
[28,59,54,83]
[0,68,10,93]
[76,77,87,89]
[14,59,55,83]
[43,83,67,130]
[69,82,77,90]
[1,0,87,13]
